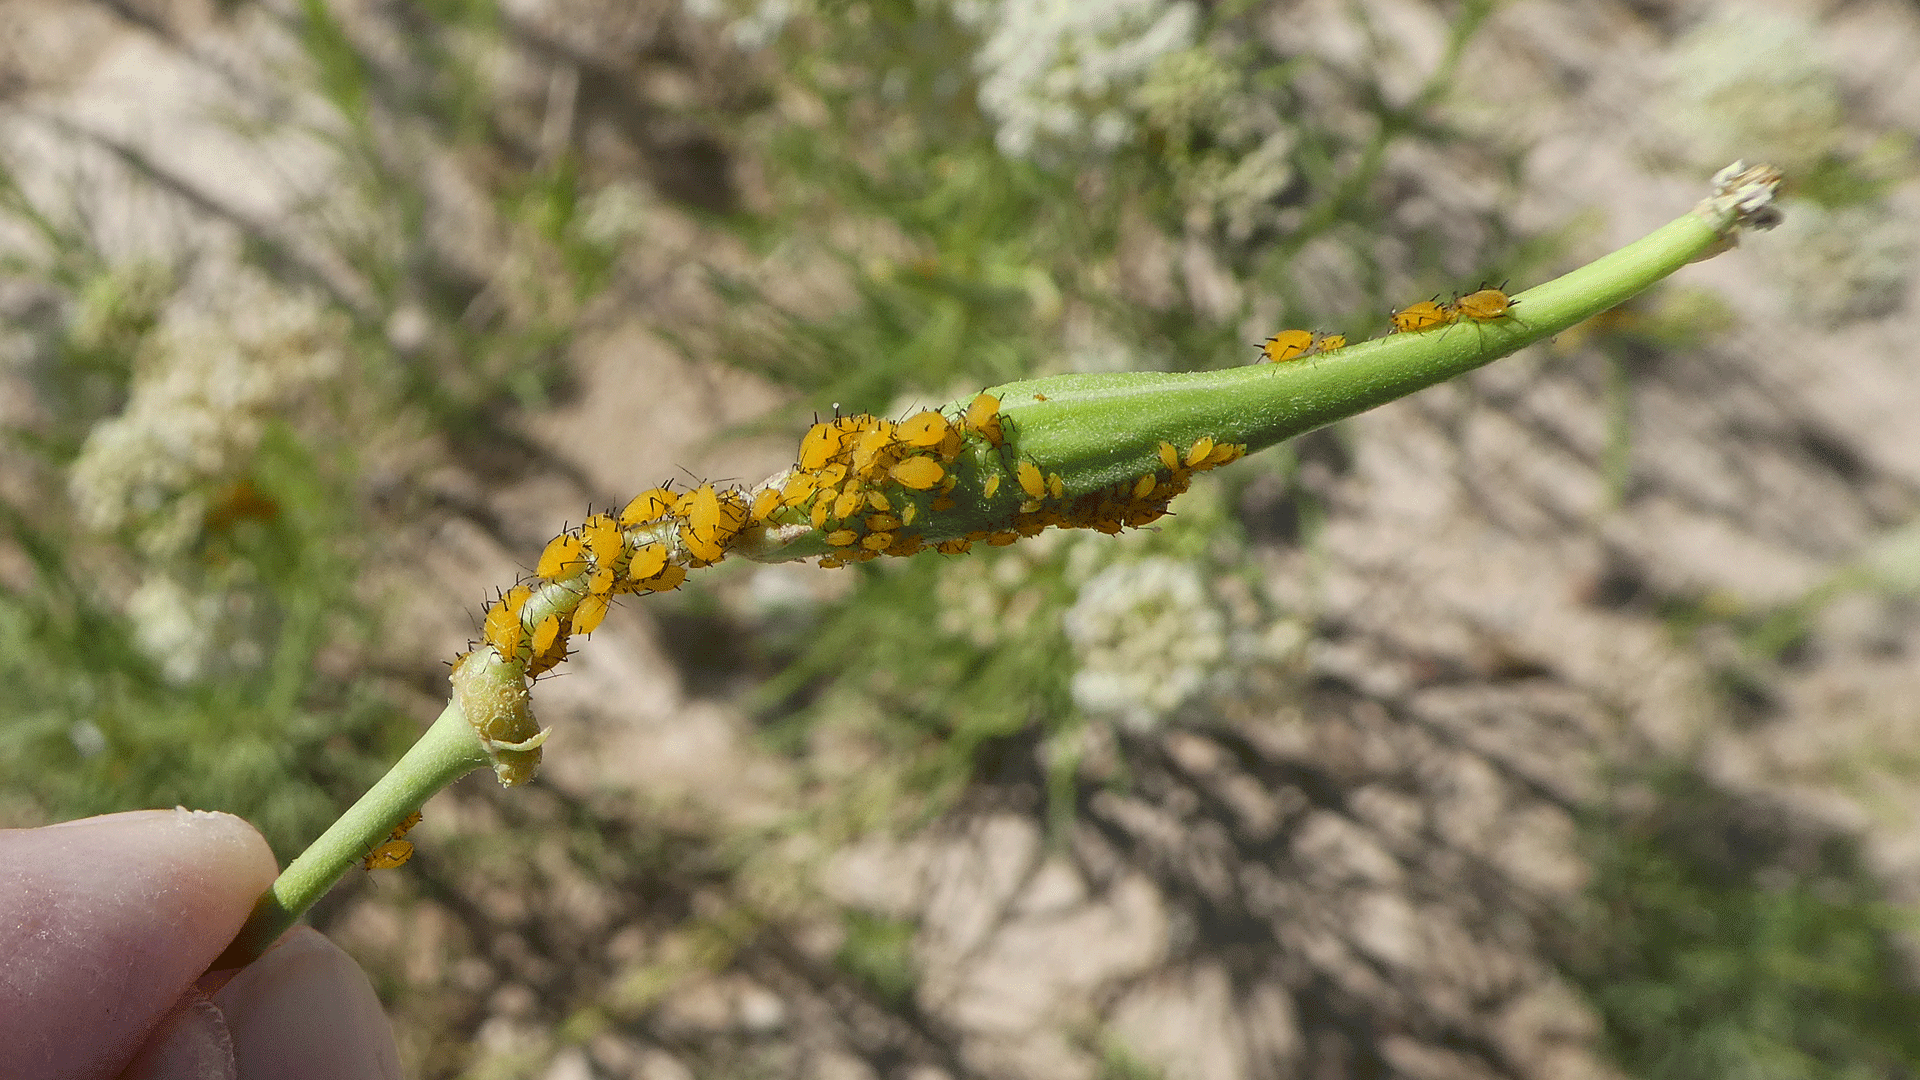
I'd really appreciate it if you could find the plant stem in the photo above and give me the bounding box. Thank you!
[209,163,1780,971]
[211,699,490,969]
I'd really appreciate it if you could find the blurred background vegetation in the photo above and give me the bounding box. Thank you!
[4,0,1920,1078]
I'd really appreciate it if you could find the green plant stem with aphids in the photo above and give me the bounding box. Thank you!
[210,163,1786,973]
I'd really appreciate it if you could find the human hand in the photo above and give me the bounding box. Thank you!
[0,809,402,1080]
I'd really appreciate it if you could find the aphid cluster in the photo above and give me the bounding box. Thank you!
[1257,283,1520,359]
[1258,330,1347,363]
[362,810,423,871]
[782,396,987,568]
[464,479,754,679]
[461,391,1248,681]
[1390,285,1518,334]
[981,431,1243,548]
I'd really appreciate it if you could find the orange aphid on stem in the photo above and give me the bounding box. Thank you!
[850,427,896,475]
[527,613,571,676]
[1390,299,1453,334]
[751,487,781,522]
[364,840,414,870]
[484,591,527,661]
[537,534,588,580]
[1452,285,1518,321]
[1186,436,1216,468]
[1016,461,1045,499]
[892,455,945,491]
[574,592,611,635]
[898,410,949,448]
[620,487,676,528]
[644,564,687,593]
[1259,329,1314,363]
[964,393,1004,446]
[798,423,841,471]
[627,542,670,585]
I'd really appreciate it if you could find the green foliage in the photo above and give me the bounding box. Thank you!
[0,424,406,859]
[834,910,919,1008]
[756,549,1079,809]
[1095,1038,1169,1080]
[1565,767,1920,1080]
[0,176,405,857]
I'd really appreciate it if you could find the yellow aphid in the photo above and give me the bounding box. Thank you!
[932,496,956,511]
[891,456,945,491]
[1206,443,1243,468]
[537,534,588,580]
[619,488,675,528]
[627,542,669,584]
[798,423,840,471]
[500,583,533,616]
[751,487,781,522]
[781,473,818,506]
[584,518,624,583]
[982,474,1001,500]
[574,592,611,635]
[1453,287,1517,321]
[860,532,893,551]
[363,839,414,870]
[818,555,846,569]
[889,535,925,557]
[1311,333,1347,353]
[964,393,1004,445]
[898,410,949,448]
[390,810,422,839]
[679,484,744,564]
[826,529,858,547]
[1260,329,1314,363]
[1016,461,1045,499]
[714,490,750,533]
[937,427,965,460]
[644,564,687,593]
[833,486,865,521]
[531,614,563,657]
[817,462,849,486]
[851,428,896,475]
[811,498,832,529]
[528,630,569,676]
[986,530,1020,546]
[937,538,972,555]
[1158,442,1181,472]
[1390,299,1453,334]
[901,503,917,526]
[1033,393,1048,401]
[1186,437,1215,468]
[1133,474,1157,499]
[866,513,902,532]
[1047,473,1065,499]
[484,596,526,660]
[866,490,891,511]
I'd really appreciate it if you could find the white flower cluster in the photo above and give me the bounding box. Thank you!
[124,572,248,685]
[954,0,1200,159]
[1062,555,1225,732]
[68,276,346,555]
[67,275,346,683]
